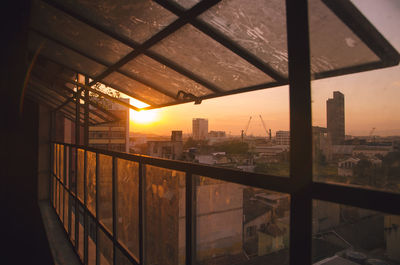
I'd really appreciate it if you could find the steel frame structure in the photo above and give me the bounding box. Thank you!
[44,1,400,265]
[28,0,399,111]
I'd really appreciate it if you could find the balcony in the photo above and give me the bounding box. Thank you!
[2,0,400,265]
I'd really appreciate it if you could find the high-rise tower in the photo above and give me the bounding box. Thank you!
[192,118,208,140]
[326,91,345,145]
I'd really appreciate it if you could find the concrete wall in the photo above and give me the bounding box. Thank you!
[385,215,400,262]
[196,182,243,260]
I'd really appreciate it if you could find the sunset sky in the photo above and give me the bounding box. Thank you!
[129,0,400,137]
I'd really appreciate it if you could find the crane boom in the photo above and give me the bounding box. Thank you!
[259,115,271,140]
[244,116,252,135]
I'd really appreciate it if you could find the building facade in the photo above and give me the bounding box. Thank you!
[276,130,290,145]
[327,91,345,145]
[89,98,130,152]
[192,118,208,140]
[147,131,183,160]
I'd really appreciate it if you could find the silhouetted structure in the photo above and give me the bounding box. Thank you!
[327,91,345,145]
[192,118,208,140]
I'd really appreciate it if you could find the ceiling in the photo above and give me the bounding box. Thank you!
[26,0,400,124]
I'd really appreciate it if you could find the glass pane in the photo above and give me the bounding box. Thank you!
[116,159,139,260]
[116,247,133,265]
[70,147,77,195]
[56,144,59,178]
[120,55,213,97]
[31,1,133,65]
[98,228,113,265]
[199,0,289,76]
[71,196,76,245]
[102,72,174,105]
[77,149,85,202]
[312,200,400,264]
[308,0,379,75]
[56,180,59,215]
[78,205,85,261]
[52,177,56,208]
[86,151,96,215]
[145,165,186,265]
[65,146,69,188]
[28,31,107,77]
[64,190,69,232]
[60,185,64,222]
[312,76,400,193]
[52,0,178,44]
[53,144,57,175]
[60,145,64,182]
[98,154,113,232]
[196,176,290,265]
[88,214,97,265]
[150,24,274,91]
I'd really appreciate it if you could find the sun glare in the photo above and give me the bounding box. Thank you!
[130,109,158,124]
[129,98,159,124]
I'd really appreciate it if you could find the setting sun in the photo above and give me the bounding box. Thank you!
[130,109,158,124]
[129,98,159,124]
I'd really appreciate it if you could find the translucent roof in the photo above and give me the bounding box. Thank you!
[26,0,399,116]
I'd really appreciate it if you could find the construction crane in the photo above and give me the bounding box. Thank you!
[259,115,272,141]
[369,127,376,143]
[241,116,252,141]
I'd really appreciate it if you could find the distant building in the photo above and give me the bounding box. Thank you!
[147,131,183,160]
[192,118,208,140]
[208,130,227,144]
[89,98,129,152]
[275,131,290,145]
[327,91,345,145]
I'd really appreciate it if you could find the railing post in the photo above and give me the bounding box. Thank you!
[112,156,118,265]
[185,173,196,265]
[68,146,72,238]
[95,153,99,265]
[286,0,313,264]
[84,76,89,146]
[84,150,88,265]
[139,162,146,265]
[75,74,81,145]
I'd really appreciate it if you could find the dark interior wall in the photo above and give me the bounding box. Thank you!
[0,99,54,265]
[0,1,54,264]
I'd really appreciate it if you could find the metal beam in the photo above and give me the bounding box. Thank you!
[286,0,312,265]
[141,81,285,111]
[62,79,141,111]
[41,0,222,94]
[30,27,178,100]
[30,77,113,122]
[34,53,156,106]
[322,0,400,65]
[155,0,288,83]
[88,0,222,86]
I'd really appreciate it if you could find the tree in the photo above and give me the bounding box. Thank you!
[214,140,249,154]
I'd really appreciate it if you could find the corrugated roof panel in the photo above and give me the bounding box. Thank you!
[50,0,178,44]
[150,24,275,91]
[102,72,175,105]
[309,0,380,74]
[29,31,107,77]
[31,0,133,65]
[120,54,213,98]
[199,0,289,76]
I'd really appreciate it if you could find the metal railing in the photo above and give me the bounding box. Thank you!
[50,141,400,265]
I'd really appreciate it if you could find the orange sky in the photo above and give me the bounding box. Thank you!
[129,0,400,137]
